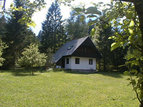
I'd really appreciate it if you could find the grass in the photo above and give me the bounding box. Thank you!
[0,70,139,107]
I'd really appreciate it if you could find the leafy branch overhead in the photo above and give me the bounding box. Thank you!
[10,0,46,27]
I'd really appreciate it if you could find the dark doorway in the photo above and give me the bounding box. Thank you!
[61,58,65,68]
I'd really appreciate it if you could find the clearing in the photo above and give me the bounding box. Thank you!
[0,70,139,107]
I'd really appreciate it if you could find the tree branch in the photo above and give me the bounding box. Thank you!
[114,0,133,2]
[2,0,6,10]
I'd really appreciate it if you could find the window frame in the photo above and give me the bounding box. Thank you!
[89,59,93,65]
[75,58,80,64]
[66,58,69,64]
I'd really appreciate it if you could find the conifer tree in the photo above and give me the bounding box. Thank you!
[2,0,45,68]
[40,0,66,53]
[65,11,89,40]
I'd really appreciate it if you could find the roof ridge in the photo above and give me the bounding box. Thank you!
[53,36,89,63]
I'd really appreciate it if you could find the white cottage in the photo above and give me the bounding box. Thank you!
[53,36,101,71]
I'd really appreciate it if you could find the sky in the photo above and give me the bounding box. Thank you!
[0,0,111,35]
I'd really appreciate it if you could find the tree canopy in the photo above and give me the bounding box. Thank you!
[63,0,143,106]
[1,0,45,68]
[0,39,7,67]
[65,11,89,40]
[18,43,47,75]
[40,0,67,53]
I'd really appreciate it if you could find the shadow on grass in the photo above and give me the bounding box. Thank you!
[12,72,39,76]
[97,71,123,78]
[51,68,123,78]
[64,70,96,75]
[0,68,124,78]
[0,68,44,76]
[63,70,123,78]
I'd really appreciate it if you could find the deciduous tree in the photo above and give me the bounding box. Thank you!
[62,1,143,106]
[18,44,47,75]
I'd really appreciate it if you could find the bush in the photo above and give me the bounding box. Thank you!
[18,44,47,75]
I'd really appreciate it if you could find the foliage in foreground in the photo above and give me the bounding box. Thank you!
[70,1,143,106]
[108,2,143,106]
[18,44,47,74]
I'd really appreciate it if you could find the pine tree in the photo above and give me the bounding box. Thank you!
[0,39,7,67]
[66,11,89,40]
[2,0,38,68]
[93,17,127,72]
[40,0,66,53]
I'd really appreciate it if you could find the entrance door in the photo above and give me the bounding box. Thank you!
[61,58,65,68]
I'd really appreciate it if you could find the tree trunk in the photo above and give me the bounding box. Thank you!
[140,80,143,107]
[117,0,143,106]
[133,0,143,53]
[31,70,34,75]
[140,103,143,107]
[103,57,106,72]
[133,1,143,106]
[97,60,101,71]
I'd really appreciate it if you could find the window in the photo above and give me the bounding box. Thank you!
[75,58,80,64]
[66,58,69,64]
[67,45,73,50]
[89,59,93,65]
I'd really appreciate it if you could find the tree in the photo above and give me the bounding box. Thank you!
[0,39,7,67]
[18,44,47,75]
[79,1,143,106]
[0,15,6,38]
[107,2,143,106]
[0,15,7,67]
[92,14,126,72]
[40,0,67,53]
[1,0,45,68]
[62,1,143,106]
[65,11,89,40]
[0,0,6,11]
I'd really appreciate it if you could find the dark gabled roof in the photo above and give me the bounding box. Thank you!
[54,36,88,63]
[53,36,101,63]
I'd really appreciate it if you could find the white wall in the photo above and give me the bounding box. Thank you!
[65,56,96,70]
[65,57,71,69]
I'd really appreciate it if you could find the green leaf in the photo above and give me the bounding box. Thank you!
[129,20,134,27]
[111,42,120,51]
[124,71,130,75]
[74,7,83,13]
[108,36,116,40]
[91,28,95,36]
[86,7,101,15]
[80,15,85,22]
[131,80,136,86]
[126,11,133,19]
[131,69,138,75]
[128,28,133,35]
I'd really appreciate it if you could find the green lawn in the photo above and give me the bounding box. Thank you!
[0,70,139,107]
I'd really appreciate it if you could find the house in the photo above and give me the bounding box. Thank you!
[53,36,101,71]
